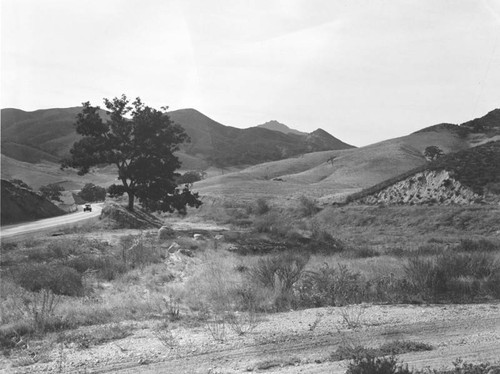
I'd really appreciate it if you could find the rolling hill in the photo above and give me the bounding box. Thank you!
[1,106,498,205]
[347,140,500,205]
[1,107,354,174]
[193,109,499,203]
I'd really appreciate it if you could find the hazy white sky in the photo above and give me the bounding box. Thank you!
[2,0,500,146]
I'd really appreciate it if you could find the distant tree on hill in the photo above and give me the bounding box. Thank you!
[78,183,107,202]
[39,183,65,202]
[61,95,202,213]
[424,146,444,161]
[177,170,207,186]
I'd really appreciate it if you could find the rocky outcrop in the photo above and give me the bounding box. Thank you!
[357,170,482,205]
[100,202,162,229]
[1,179,66,225]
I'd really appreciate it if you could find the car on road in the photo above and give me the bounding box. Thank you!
[83,204,92,212]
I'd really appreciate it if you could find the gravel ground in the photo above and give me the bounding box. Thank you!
[2,302,499,374]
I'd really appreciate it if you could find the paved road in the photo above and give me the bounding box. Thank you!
[0,204,103,239]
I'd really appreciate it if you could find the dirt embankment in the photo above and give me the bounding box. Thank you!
[356,170,482,205]
[0,179,65,225]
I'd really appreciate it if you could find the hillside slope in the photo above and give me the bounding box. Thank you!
[169,108,354,167]
[194,123,471,201]
[348,141,500,205]
[1,179,66,225]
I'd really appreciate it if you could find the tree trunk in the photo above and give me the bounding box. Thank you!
[127,192,135,211]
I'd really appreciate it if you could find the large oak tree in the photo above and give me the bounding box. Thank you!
[62,95,202,213]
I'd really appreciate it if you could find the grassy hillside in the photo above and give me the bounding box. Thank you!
[346,140,500,203]
[195,123,470,201]
[1,179,66,225]
[169,108,354,167]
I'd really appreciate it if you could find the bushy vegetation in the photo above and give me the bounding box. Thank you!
[345,356,498,374]
[39,183,65,202]
[77,183,106,202]
[347,141,500,203]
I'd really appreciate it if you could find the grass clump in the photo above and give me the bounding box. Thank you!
[404,251,500,302]
[297,264,362,307]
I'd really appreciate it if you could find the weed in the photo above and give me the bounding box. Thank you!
[152,320,177,348]
[340,304,367,329]
[225,311,259,335]
[205,317,227,342]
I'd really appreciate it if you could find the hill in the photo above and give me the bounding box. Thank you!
[346,140,500,205]
[169,108,354,167]
[256,120,306,135]
[1,107,353,172]
[193,121,472,202]
[1,179,66,225]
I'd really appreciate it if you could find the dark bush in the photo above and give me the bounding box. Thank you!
[65,254,127,280]
[456,239,499,253]
[255,198,271,215]
[346,354,413,374]
[249,252,309,291]
[404,251,500,302]
[14,263,83,296]
[297,196,320,217]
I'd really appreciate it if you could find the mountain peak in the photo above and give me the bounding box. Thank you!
[256,120,306,135]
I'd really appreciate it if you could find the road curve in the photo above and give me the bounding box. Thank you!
[0,204,103,239]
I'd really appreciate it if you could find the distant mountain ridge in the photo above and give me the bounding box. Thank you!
[0,107,355,170]
[256,120,306,135]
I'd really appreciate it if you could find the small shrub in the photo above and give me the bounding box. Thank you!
[308,229,347,254]
[248,252,309,311]
[205,316,227,342]
[344,247,380,259]
[253,212,294,237]
[297,196,320,217]
[346,354,412,374]
[255,198,271,215]
[249,252,309,291]
[14,263,83,297]
[377,340,433,355]
[456,238,499,253]
[297,264,362,307]
[404,251,500,302]
[152,320,177,348]
[225,311,259,335]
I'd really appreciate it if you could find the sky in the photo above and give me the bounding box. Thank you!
[2,0,500,146]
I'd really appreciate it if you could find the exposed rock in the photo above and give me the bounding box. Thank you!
[193,233,205,241]
[167,242,181,253]
[357,170,481,206]
[158,225,175,240]
[100,202,162,229]
[179,248,194,257]
[214,234,225,241]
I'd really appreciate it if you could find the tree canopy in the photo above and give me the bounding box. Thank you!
[39,183,65,202]
[77,183,107,202]
[62,95,202,213]
[424,145,444,161]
